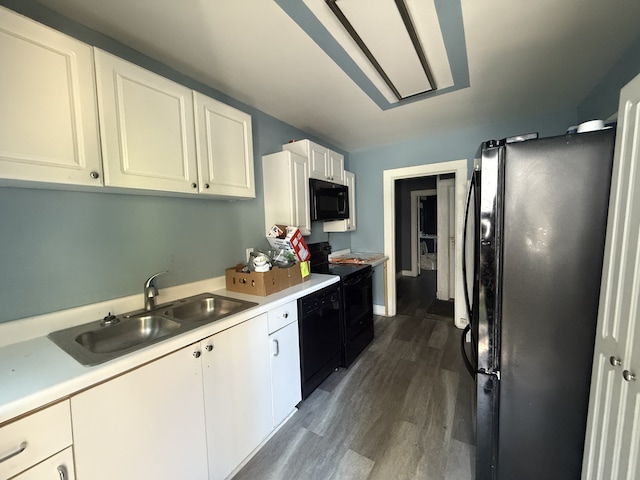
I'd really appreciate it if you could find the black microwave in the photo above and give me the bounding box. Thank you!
[309,178,349,221]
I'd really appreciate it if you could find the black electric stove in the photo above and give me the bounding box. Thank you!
[308,242,374,367]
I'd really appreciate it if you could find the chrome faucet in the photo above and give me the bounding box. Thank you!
[144,271,169,311]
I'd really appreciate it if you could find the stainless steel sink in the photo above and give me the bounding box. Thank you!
[75,315,181,354]
[169,293,253,323]
[48,293,257,366]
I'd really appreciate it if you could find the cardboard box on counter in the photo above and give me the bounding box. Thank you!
[225,261,310,296]
[267,225,310,262]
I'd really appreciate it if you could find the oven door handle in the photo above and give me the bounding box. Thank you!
[342,269,374,286]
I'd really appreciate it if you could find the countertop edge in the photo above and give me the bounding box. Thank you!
[0,274,339,426]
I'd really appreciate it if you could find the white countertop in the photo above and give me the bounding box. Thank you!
[0,274,339,426]
[329,250,388,267]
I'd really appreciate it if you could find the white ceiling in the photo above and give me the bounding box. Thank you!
[31,0,640,152]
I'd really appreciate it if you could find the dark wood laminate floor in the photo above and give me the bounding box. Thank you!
[234,273,476,480]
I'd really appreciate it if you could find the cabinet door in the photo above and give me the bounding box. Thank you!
[0,7,102,187]
[71,345,208,480]
[292,154,311,235]
[194,92,255,198]
[308,143,329,180]
[201,314,273,480]
[263,151,310,236]
[324,170,356,232]
[269,321,302,427]
[328,150,345,184]
[95,49,199,194]
[11,447,75,480]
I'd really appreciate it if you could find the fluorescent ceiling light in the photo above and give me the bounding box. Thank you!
[305,0,453,103]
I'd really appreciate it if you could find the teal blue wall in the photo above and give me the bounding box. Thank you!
[2,1,638,322]
[348,32,640,306]
[348,110,578,304]
[578,36,640,123]
[0,0,350,323]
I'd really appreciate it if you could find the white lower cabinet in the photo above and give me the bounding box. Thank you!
[70,345,209,480]
[67,311,299,480]
[0,401,73,480]
[11,447,75,480]
[267,301,301,427]
[200,313,273,480]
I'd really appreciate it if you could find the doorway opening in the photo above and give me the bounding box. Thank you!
[383,160,468,328]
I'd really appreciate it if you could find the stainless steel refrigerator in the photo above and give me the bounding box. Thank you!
[460,128,616,480]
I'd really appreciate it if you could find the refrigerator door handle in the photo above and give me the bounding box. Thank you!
[462,172,476,319]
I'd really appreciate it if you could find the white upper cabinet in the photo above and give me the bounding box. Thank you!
[263,151,311,235]
[0,8,256,199]
[283,139,345,184]
[327,149,346,184]
[324,170,356,232]
[194,92,255,198]
[0,7,102,187]
[94,49,199,194]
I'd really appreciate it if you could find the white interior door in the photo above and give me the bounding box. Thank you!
[582,72,640,480]
[437,177,455,300]
[410,188,436,277]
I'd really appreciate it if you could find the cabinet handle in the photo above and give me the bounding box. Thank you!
[205,183,210,189]
[282,312,288,319]
[205,344,213,352]
[623,370,636,382]
[0,441,27,463]
[272,339,280,356]
[193,350,201,358]
[89,171,100,179]
[191,183,197,189]
[610,356,622,367]
[57,465,68,480]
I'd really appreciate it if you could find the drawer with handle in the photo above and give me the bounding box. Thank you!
[267,300,298,333]
[0,401,72,479]
[10,447,75,480]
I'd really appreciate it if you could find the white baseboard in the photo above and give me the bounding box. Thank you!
[373,304,387,316]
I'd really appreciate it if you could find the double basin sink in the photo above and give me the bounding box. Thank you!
[48,293,257,366]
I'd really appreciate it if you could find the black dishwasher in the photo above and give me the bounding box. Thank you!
[298,283,342,399]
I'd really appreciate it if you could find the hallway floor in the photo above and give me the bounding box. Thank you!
[234,273,475,480]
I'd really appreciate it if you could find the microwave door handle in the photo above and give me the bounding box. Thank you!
[337,192,347,214]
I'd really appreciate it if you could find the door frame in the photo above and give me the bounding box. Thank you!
[383,159,468,327]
